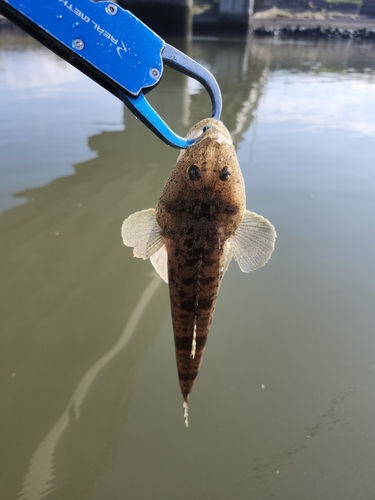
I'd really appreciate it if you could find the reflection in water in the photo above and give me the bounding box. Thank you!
[1,31,375,500]
[0,107,172,497]
[18,273,161,500]
[189,38,269,145]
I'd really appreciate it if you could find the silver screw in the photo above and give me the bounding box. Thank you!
[73,38,84,51]
[150,67,161,79]
[106,3,117,15]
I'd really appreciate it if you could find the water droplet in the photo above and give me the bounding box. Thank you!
[56,14,63,20]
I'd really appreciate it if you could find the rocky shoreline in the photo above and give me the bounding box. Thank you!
[250,13,375,39]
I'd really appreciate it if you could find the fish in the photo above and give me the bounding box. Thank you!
[121,118,276,426]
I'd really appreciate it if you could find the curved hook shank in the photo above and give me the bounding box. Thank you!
[162,43,222,121]
[120,44,223,149]
[119,90,195,149]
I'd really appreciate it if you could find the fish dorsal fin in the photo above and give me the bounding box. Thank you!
[121,209,166,260]
[150,244,169,284]
[232,210,276,273]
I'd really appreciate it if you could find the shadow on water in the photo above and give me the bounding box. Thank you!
[17,273,163,500]
[0,113,174,498]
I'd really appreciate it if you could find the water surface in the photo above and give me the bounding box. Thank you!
[1,30,375,500]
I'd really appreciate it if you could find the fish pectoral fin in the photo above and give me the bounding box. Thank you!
[150,244,169,283]
[231,210,276,273]
[121,208,166,260]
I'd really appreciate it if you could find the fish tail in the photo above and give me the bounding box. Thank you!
[183,399,189,427]
[167,238,222,415]
[176,340,207,401]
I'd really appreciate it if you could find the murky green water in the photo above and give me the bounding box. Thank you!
[1,28,375,499]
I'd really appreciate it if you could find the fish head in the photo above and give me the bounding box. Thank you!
[156,119,246,241]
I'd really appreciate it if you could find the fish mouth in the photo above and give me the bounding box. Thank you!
[177,119,232,160]
[186,118,232,144]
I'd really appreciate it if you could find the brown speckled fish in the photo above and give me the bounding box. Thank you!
[122,118,276,426]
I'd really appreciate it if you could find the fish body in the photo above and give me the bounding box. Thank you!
[122,118,276,425]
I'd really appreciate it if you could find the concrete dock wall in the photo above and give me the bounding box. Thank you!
[218,0,253,34]
[117,0,193,36]
[118,0,254,37]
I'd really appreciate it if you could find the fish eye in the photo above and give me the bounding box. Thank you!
[188,164,201,181]
[203,125,211,133]
[219,166,231,181]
